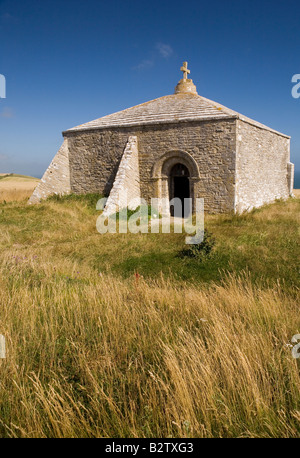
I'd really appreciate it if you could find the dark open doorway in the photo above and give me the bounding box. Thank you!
[169,163,191,217]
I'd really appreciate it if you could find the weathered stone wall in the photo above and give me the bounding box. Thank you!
[235,120,291,212]
[66,129,129,196]
[29,114,293,214]
[102,136,140,216]
[64,118,237,213]
[137,119,236,213]
[28,139,71,204]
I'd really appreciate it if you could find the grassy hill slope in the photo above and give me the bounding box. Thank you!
[0,194,299,437]
[0,173,40,181]
[0,174,40,202]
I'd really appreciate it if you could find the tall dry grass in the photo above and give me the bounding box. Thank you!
[0,188,33,203]
[0,252,299,438]
[0,179,39,203]
[0,187,299,437]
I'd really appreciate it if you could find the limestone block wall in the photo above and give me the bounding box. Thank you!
[28,139,71,204]
[29,116,293,214]
[102,136,140,216]
[235,120,291,212]
[137,119,237,213]
[66,129,129,196]
[64,119,237,213]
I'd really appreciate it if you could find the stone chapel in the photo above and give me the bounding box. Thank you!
[29,62,294,214]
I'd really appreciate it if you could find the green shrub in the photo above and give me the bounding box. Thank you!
[179,231,216,260]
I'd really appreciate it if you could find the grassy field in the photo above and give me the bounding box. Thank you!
[0,174,40,203]
[0,186,299,437]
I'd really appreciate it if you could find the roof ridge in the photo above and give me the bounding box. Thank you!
[196,94,290,136]
[64,92,289,138]
[71,94,178,130]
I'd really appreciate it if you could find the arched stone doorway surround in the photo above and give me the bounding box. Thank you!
[151,151,200,216]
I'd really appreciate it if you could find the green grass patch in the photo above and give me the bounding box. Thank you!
[0,193,299,289]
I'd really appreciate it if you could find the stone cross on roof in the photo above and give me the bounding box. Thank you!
[180,61,190,80]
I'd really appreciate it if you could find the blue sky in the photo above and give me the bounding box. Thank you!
[0,0,299,178]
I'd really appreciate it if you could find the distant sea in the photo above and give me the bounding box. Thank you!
[294,170,300,189]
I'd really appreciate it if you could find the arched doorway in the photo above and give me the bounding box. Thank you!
[169,163,190,217]
[151,150,200,217]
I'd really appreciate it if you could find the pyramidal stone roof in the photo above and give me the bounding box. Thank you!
[65,63,289,138]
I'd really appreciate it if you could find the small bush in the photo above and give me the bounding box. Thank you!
[179,231,216,260]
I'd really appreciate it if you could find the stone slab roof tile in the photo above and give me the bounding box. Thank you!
[64,93,289,138]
